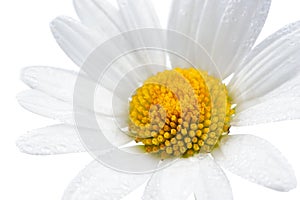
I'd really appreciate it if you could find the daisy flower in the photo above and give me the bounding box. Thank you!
[17,0,300,199]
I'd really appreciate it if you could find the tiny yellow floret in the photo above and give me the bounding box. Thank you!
[129,68,234,158]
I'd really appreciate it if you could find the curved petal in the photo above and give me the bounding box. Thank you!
[232,74,300,125]
[230,21,300,104]
[21,66,114,115]
[143,156,233,200]
[260,74,300,100]
[235,74,300,113]
[117,0,160,30]
[167,0,271,78]
[16,124,86,155]
[21,66,78,102]
[17,90,95,127]
[74,0,167,74]
[142,158,199,200]
[167,0,214,71]
[195,156,233,200]
[16,124,131,155]
[17,90,132,146]
[73,0,123,35]
[232,97,300,126]
[117,0,166,66]
[50,16,104,67]
[50,16,154,82]
[213,135,297,192]
[62,160,149,200]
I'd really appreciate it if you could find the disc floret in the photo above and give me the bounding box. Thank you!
[129,68,234,158]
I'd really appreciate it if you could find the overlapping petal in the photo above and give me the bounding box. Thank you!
[17,124,87,155]
[117,0,166,65]
[73,0,123,35]
[62,160,149,200]
[21,66,114,115]
[194,156,233,200]
[232,97,300,126]
[16,124,132,155]
[50,16,104,66]
[168,0,271,78]
[230,21,300,104]
[143,156,233,200]
[213,135,297,192]
[17,90,94,126]
[142,158,199,200]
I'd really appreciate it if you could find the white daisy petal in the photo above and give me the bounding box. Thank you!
[230,21,300,103]
[236,74,300,112]
[94,116,132,147]
[73,0,123,35]
[17,90,94,127]
[21,66,114,115]
[261,74,300,99]
[213,135,297,192]
[74,0,166,77]
[63,160,149,200]
[16,124,131,155]
[232,75,300,125]
[94,142,167,174]
[117,0,166,66]
[50,16,154,82]
[195,156,233,200]
[167,0,208,69]
[16,124,86,155]
[167,0,198,40]
[117,0,160,30]
[168,0,271,78]
[232,97,300,126]
[21,66,78,102]
[142,158,199,200]
[17,89,132,145]
[50,16,104,66]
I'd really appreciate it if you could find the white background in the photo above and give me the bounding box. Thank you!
[0,0,300,199]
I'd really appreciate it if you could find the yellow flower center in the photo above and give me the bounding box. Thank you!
[128,68,234,158]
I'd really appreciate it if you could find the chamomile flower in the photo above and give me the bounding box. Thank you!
[17,0,299,199]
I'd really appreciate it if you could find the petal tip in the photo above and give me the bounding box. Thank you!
[279,170,298,192]
[16,91,29,105]
[49,16,63,29]
[20,67,39,88]
[16,135,35,155]
[49,16,63,41]
[16,91,25,104]
[49,16,76,39]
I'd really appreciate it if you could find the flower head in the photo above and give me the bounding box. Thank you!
[17,0,299,199]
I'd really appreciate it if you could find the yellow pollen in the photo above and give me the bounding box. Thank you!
[129,67,234,158]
